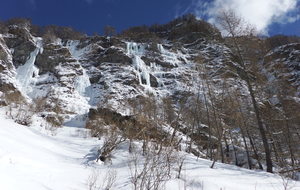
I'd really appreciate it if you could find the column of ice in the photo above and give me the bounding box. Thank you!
[16,38,43,95]
[74,69,91,97]
[127,42,152,88]
[66,40,91,98]
[157,44,177,66]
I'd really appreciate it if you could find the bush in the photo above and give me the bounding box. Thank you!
[149,14,221,41]
[0,21,8,33]
[42,25,84,41]
[128,143,179,190]
[5,18,32,28]
[265,35,300,50]
[33,97,64,129]
[120,25,160,42]
[6,102,34,126]
[96,130,125,163]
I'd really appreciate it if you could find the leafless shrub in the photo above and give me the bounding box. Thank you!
[87,169,99,190]
[42,29,57,43]
[96,130,125,163]
[0,21,8,33]
[45,114,64,128]
[3,90,24,104]
[103,25,116,37]
[275,172,297,190]
[102,169,117,190]
[6,102,34,126]
[33,97,64,129]
[87,168,117,190]
[176,154,186,179]
[42,25,84,41]
[86,117,109,138]
[5,17,32,28]
[128,143,178,190]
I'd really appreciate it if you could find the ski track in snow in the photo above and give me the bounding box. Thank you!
[0,109,299,190]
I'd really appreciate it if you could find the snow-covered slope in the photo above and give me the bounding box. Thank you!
[0,110,299,190]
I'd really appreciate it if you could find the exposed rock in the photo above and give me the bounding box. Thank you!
[4,26,36,67]
[141,56,178,69]
[35,44,74,74]
[11,41,36,67]
[91,47,131,64]
[89,74,102,84]
[149,74,158,87]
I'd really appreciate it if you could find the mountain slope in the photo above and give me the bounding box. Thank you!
[0,16,300,185]
[0,110,299,190]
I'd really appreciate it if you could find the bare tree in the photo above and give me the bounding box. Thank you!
[103,25,116,37]
[216,9,273,173]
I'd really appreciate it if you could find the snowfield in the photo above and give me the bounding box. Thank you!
[0,110,299,190]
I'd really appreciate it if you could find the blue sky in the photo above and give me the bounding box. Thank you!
[1,0,299,36]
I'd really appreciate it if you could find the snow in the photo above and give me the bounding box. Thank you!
[0,111,98,190]
[0,109,299,190]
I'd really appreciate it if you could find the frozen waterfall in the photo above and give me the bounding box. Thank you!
[16,38,43,96]
[66,40,92,99]
[74,68,91,97]
[126,42,154,90]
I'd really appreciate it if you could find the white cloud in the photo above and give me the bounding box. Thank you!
[194,0,300,35]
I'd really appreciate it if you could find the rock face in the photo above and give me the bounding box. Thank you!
[264,43,300,95]
[35,43,74,74]
[0,34,23,103]
[0,20,299,118]
[0,17,299,165]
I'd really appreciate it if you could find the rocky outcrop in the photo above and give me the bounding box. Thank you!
[36,43,75,74]
[0,36,23,104]
[91,46,131,65]
[264,43,300,95]
[149,74,158,87]
[4,26,36,68]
